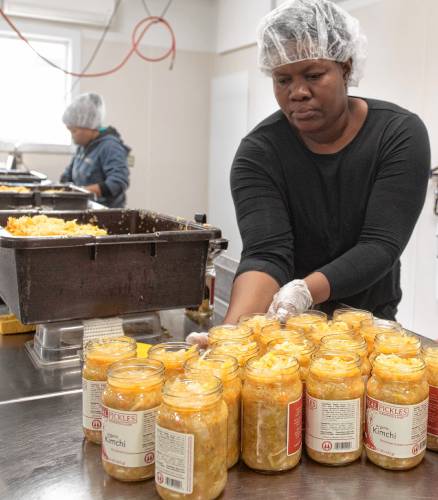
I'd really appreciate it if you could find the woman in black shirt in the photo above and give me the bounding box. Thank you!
[224,0,430,323]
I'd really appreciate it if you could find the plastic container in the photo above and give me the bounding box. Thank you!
[102,358,164,481]
[185,354,241,468]
[208,324,254,345]
[27,312,162,367]
[148,342,199,381]
[82,337,137,444]
[0,184,91,210]
[332,308,373,333]
[306,351,364,465]
[360,318,404,354]
[155,375,228,500]
[422,346,438,451]
[365,354,429,470]
[0,209,222,323]
[242,353,302,472]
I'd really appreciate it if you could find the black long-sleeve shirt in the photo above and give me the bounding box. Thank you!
[230,98,430,319]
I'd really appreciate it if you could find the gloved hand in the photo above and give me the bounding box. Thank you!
[268,279,313,323]
[186,331,209,349]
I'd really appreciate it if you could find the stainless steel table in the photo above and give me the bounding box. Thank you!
[1,393,438,500]
[0,309,437,500]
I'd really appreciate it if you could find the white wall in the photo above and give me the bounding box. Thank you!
[209,0,438,338]
[81,0,218,52]
[208,72,249,259]
[216,0,272,53]
[209,46,278,261]
[79,41,212,217]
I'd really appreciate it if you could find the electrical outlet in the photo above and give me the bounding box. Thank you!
[127,154,135,168]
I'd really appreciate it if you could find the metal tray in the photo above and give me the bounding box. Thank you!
[0,184,92,210]
[0,169,47,184]
[0,209,223,324]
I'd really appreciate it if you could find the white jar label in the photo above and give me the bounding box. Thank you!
[102,406,158,468]
[365,396,428,458]
[82,378,106,431]
[305,394,361,453]
[155,425,194,494]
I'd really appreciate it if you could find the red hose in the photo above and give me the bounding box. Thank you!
[0,9,177,77]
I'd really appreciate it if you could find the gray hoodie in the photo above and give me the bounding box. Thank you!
[61,127,130,208]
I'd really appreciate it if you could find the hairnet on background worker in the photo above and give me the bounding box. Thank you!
[62,93,106,130]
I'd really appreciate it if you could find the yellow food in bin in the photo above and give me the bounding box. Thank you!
[0,313,36,334]
[0,185,30,192]
[5,214,108,237]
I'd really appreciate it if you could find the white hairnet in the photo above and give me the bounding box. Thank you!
[257,0,367,86]
[62,93,105,129]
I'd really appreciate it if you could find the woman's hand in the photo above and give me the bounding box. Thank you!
[186,331,209,348]
[268,279,313,322]
[84,184,102,197]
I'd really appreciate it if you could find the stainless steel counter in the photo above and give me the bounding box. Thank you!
[0,309,437,500]
[1,393,438,500]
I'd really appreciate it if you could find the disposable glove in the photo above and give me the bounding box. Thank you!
[186,331,209,349]
[267,279,313,323]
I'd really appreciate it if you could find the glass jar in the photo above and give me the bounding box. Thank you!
[360,318,404,354]
[285,310,327,336]
[332,308,373,333]
[306,351,364,465]
[369,333,421,365]
[242,353,302,473]
[155,375,228,500]
[238,313,280,343]
[422,346,438,451]
[320,334,371,381]
[101,358,164,481]
[148,342,199,381]
[267,337,316,383]
[267,337,316,434]
[306,320,353,345]
[208,324,254,346]
[365,354,429,470]
[82,337,137,444]
[259,325,305,354]
[210,339,260,378]
[185,354,241,468]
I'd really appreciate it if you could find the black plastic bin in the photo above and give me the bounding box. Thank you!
[0,184,92,210]
[0,209,224,324]
[0,169,47,184]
